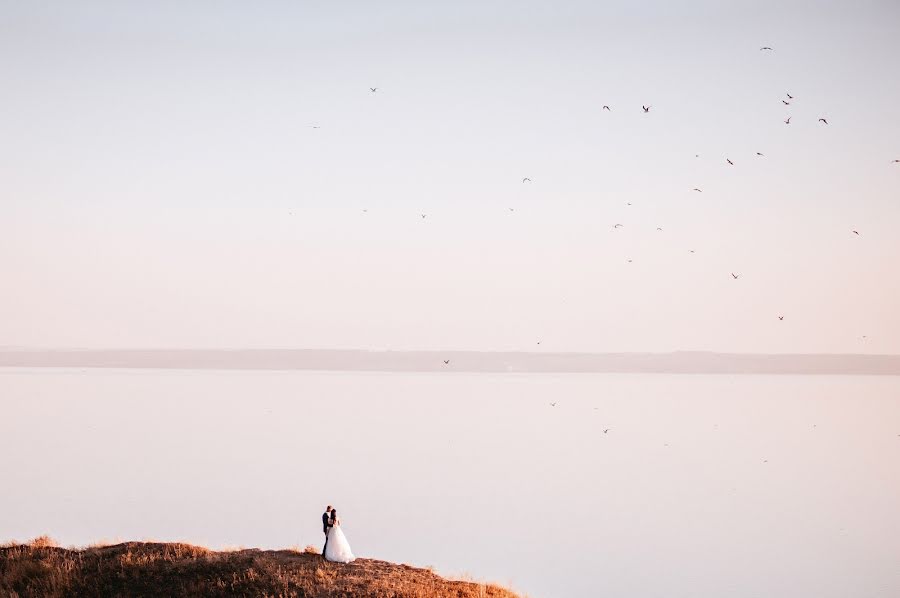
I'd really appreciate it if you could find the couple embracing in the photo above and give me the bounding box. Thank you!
[321,505,355,563]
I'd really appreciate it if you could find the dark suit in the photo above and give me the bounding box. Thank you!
[322,511,333,555]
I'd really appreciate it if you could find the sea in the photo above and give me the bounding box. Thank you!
[2,368,898,598]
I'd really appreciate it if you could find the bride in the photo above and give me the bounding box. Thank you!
[324,508,355,563]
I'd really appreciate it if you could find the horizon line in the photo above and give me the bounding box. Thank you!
[2,348,899,375]
[1,347,898,357]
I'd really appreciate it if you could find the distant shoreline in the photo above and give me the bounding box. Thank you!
[2,349,899,375]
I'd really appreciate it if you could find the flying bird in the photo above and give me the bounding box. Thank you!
[310,125,321,129]
[656,227,663,231]
[693,188,702,192]
[602,105,610,111]
[784,117,791,124]
[613,223,623,228]
[756,152,765,156]
[786,93,793,99]
[443,360,450,365]
[522,177,532,183]
[726,158,734,165]
[892,159,900,163]
[549,402,557,407]
[760,46,773,51]
[642,105,651,113]
[778,316,784,321]
[782,100,790,105]
[421,214,427,219]
[731,273,740,279]
[369,87,378,93]
[819,118,828,124]
[852,230,859,235]
[602,429,610,434]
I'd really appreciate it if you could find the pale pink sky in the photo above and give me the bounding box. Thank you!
[2,1,899,353]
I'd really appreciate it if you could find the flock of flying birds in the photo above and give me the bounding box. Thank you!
[305,45,896,370]
[287,48,900,453]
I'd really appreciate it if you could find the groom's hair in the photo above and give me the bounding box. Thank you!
[326,505,332,511]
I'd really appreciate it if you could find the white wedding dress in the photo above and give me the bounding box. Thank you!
[324,517,355,563]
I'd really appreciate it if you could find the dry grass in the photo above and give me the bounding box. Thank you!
[0,540,524,598]
[26,536,57,549]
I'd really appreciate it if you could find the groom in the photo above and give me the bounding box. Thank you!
[321,505,333,556]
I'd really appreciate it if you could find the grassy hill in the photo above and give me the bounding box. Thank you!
[0,538,521,598]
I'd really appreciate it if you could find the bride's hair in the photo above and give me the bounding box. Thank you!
[331,509,337,517]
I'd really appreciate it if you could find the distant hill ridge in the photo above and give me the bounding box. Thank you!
[1,349,899,375]
[0,540,520,598]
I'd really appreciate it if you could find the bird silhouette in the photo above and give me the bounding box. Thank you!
[421,214,427,219]
[602,429,610,434]
[756,152,765,156]
[692,188,703,192]
[778,316,784,321]
[613,223,623,228]
[782,100,790,105]
[852,230,859,235]
[784,117,791,124]
[786,93,793,99]
[892,159,900,163]
[726,158,734,165]
[549,402,557,407]
[602,105,610,111]
[642,105,651,113]
[656,227,663,231]
[508,207,515,212]
[819,118,828,124]
[760,46,773,51]
[443,360,450,365]
[310,125,321,129]
[731,273,740,279]
[369,87,378,93]
[522,177,532,183]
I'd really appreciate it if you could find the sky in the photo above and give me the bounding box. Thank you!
[2,0,899,353]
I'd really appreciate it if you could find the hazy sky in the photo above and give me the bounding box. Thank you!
[2,1,899,353]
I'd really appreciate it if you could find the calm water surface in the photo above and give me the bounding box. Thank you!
[2,369,899,598]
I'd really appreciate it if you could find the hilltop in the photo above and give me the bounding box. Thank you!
[0,539,521,598]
